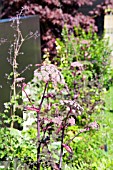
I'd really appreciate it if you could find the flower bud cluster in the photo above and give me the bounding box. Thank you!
[34,64,65,87]
[60,99,83,117]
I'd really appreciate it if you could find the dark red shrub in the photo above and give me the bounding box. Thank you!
[1,0,110,58]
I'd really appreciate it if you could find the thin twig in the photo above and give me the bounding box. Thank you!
[59,126,65,170]
[67,131,81,144]
[37,82,48,170]
[22,87,34,107]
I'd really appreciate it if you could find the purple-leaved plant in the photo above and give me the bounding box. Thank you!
[22,61,99,170]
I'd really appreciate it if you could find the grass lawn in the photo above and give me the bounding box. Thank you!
[93,86,113,169]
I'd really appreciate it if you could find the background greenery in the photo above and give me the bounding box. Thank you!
[0,22,113,170]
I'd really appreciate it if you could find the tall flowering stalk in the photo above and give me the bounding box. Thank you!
[35,63,67,169]
[8,9,39,128]
[10,13,25,128]
[23,61,84,169]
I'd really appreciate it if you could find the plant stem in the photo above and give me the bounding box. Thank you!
[59,127,65,170]
[59,108,71,169]
[37,82,48,170]
[10,18,24,128]
[67,131,81,144]
[22,87,34,107]
[11,58,17,128]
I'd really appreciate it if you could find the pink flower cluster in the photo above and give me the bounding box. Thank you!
[80,121,99,133]
[34,64,65,87]
[60,99,83,117]
[71,61,84,76]
[71,61,83,68]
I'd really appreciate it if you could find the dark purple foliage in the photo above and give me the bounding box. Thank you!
[90,0,113,16]
[0,0,99,58]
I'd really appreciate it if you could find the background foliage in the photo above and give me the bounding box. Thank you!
[1,0,113,58]
[0,0,113,169]
[55,26,112,118]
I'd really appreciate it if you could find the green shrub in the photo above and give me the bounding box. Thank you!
[55,26,113,117]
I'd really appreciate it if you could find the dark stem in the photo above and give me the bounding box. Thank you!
[23,87,34,107]
[59,108,71,169]
[37,82,48,170]
[59,127,65,170]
